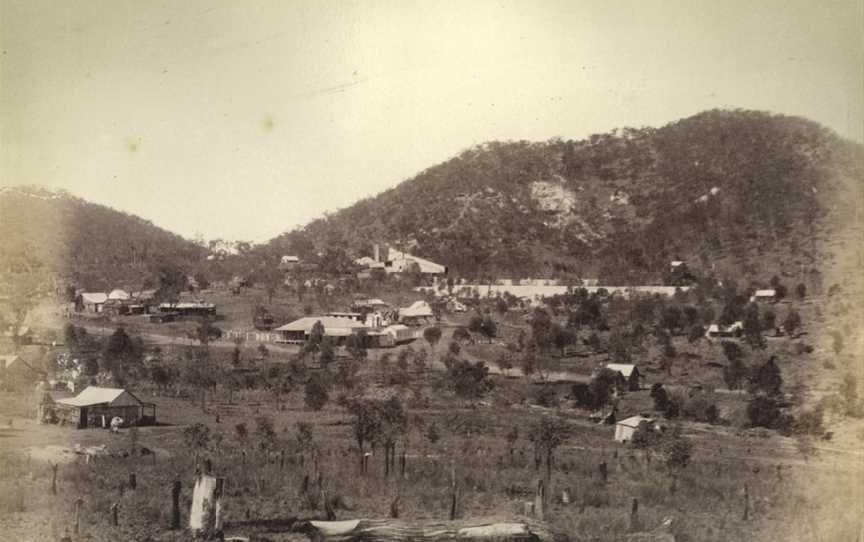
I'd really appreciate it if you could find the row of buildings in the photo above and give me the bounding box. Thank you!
[74,289,216,320]
[272,299,436,348]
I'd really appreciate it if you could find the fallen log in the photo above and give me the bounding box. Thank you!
[290,518,556,542]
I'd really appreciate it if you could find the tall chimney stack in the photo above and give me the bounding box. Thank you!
[374,243,380,263]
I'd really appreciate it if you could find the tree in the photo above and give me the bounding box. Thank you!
[747,394,783,428]
[304,373,329,411]
[650,383,670,412]
[102,327,144,381]
[319,338,335,368]
[479,316,497,343]
[528,417,570,481]
[452,328,471,343]
[468,315,483,334]
[347,399,381,472]
[795,283,807,300]
[660,425,692,469]
[255,416,277,453]
[742,304,766,349]
[751,356,783,397]
[687,324,705,343]
[783,309,802,337]
[447,360,493,399]
[423,326,442,351]
[589,368,619,409]
[182,423,212,454]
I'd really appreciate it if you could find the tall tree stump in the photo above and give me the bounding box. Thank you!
[171,481,182,530]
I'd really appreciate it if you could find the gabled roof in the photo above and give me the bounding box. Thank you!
[274,317,367,333]
[80,292,108,304]
[400,300,434,318]
[606,363,638,377]
[55,386,143,407]
[616,415,653,428]
[108,289,131,300]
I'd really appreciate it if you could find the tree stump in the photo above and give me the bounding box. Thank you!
[74,498,84,535]
[171,481,182,530]
[51,463,58,495]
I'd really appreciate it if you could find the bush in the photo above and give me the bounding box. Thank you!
[448,360,493,399]
[534,385,558,407]
[682,392,719,424]
[747,394,783,428]
[650,383,669,411]
[304,374,329,411]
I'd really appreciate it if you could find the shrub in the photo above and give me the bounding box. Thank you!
[304,374,329,411]
[534,385,558,407]
[747,394,783,428]
[448,360,493,399]
[650,383,670,412]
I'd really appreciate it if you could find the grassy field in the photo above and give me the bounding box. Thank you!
[1,350,862,542]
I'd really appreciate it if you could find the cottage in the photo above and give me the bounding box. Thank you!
[274,316,368,344]
[383,247,446,275]
[705,321,744,339]
[398,300,435,325]
[77,292,108,313]
[52,386,156,429]
[614,415,655,443]
[605,363,642,391]
[750,289,777,303]
[107,289,131,301]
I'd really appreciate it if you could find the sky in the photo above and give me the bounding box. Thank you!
[2,0,862,243]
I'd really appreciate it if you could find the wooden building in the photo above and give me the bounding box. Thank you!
[52,386,156,428]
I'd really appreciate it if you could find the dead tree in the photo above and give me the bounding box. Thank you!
[291,518,554,542]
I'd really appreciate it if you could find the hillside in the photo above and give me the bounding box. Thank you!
[261,109,864,284]
[0,186,205,291]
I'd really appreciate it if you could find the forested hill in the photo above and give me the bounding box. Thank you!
[0,186,205,290]
[262,109,864,283]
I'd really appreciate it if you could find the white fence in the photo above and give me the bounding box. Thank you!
[224,330,280,343]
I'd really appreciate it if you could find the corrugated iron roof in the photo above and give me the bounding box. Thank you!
[274,317,368,333]
[606,363,638,377]
[81,292,108,304]
[55,386,142,407]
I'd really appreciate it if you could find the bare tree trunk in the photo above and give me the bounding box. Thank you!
[290,519,554,542]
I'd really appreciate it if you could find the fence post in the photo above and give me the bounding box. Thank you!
[129,472,137,490]
[74,498,84,535]
[110,503,119,527]
[533,478,545,521]
[51,463,58,495]
[449,463,458,520]
[743,484,750,521]
[171,480,181,530]
[629,498,640,532]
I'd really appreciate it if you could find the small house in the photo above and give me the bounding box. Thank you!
[53,386,156,429]
[749,289,777,303]
[399,301,435,325]
[77,292,108,313]
[605,363,642,391]
[274,316,368,345]
[107,289,131,301]
[614,415,655,443]
[705,321,743,339]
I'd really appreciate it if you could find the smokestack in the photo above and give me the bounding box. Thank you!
[374,243,380,263]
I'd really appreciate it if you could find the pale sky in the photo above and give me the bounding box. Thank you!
[2,0,862,242]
